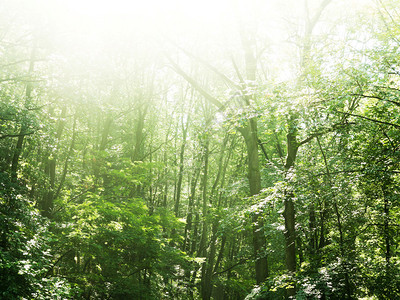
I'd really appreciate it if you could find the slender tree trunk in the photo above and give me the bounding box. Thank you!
[318,199,327,250]
[283,121,298,298]
[317,136,352,298]
[201,223,217,300]
[132,106,147,162]
[241,29,269,284]
[174,114,190,217]
[184,163,200,252]
[93,114,113,186]
[132,105,149,197]
[188,152,204,298]
[309,204,317,255]
[99,115,112,152]
[54,114,77,200]
[213,235,226,275]
[241,120,268,284]
[284,196,296,274]
[42,158,55,217]
[41,106,67,217]
[198,136,209,257]
[200,134,231,299]
[168,23,269,284]
[11,45,36,181]
[382,184,391,265]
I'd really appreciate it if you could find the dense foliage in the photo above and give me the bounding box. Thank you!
[1,0,399,299]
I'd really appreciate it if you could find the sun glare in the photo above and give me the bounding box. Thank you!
[11,0,368,83]
[63,0,158,17]
[49,0,237,47]
[59,0,230,24]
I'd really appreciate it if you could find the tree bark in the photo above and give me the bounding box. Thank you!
[241,120,269,284]
[198,136,209,257]
[41,106,67,217]
[283,121,298,298]
[183,160,200,252]
[174,114,190,217]
[382,183,391,265]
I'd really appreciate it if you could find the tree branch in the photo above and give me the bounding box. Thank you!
[164,54,224,109]
[168,39,240,90]
[298,122,354,147]
[213,258,249,276]
[336,110,400,129]
[0,131,34,139]
[351,93,400,107]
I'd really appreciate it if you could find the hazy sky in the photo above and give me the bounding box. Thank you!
[0,0,371,84]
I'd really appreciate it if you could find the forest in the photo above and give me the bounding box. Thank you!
[0,0,399,299]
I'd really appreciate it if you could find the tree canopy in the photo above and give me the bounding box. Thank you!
[1,0,399,299]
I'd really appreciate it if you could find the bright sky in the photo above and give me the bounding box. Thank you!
[5,0,371,47]
[62,0,229,19]
[1,0,371,83]
[55,0,235,32]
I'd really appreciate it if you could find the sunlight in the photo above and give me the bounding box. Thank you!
[62,0,161,17]
[50,0,235,48]
[59,0,231,24]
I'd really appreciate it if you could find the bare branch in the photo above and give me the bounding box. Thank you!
[336,110,400,129]
[168,39,240,90]
[351,93,400,107]
[164,54,224,109]
[213,258,249,276]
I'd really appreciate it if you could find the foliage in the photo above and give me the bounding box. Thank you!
[0,175,71,299]
[1,0,400,299]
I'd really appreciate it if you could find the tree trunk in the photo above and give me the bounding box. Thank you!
[241,120,268,284]
[382,184,391,265]
[200,134,231,299]
[198,136,209,257]
[168,28,269,283]
[309,204,317,255]
[93,114,113,186]
[132,105,147,162]
[283,122,298,298]
[184,161,200,252]
[201,224,217,300]
[41,106,67,217]
[11,45,36,181]
[174,114,190,217]
[317,136,352,298]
